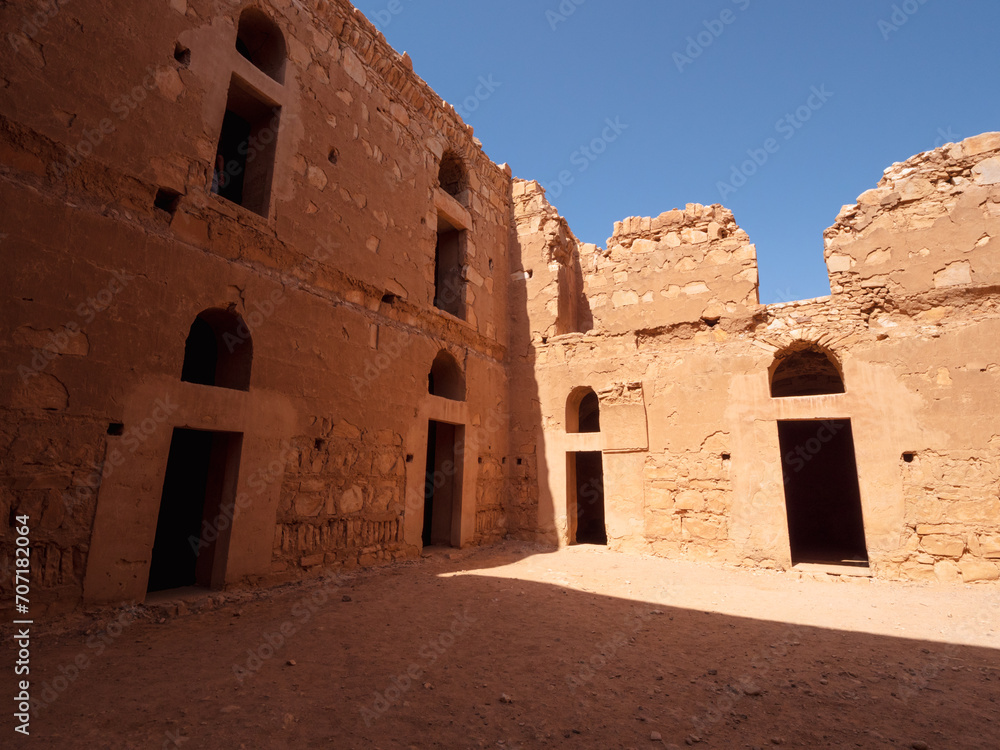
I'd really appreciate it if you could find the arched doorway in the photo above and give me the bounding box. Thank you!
[423,351,466,548]
[771,343,867,566]
[566,387,606,545]
[148,310,249,593]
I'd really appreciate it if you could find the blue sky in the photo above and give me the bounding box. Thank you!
[350,0,1000,303]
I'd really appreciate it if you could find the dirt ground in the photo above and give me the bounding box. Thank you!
[15,542,1000,749]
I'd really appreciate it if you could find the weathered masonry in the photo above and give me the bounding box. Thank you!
[510,137,1000,585]
[1,0,998,613]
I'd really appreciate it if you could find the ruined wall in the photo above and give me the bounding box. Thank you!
[826,132,1000,301]
[586,204,759,334]
[513,135,1000,584]
[0,0,512,611]
[3,0,997,613]
[815,134,1000,583]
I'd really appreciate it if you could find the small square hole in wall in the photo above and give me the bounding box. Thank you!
[174,42,191,67]
[107,423,125,436]
[314,438,325,451]
[478,456,483,464]
[516,458,523,466]
[721,452,731,462]
[902,452,916,463]
[154,188,181,215]
[381,293,397,305]
[406,454,414,463]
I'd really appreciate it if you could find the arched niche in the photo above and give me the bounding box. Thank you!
[428,350,466,401]
[181,308,253,391]
[438,150,468,203]
[770,342,845,398]
[566,386,601,433]
[236,7,287,83]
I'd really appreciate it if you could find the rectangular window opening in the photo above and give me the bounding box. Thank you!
[434,214,466,320]
[211,76,280,218]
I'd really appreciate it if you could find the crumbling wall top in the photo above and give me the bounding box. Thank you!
[824,132,1000,300]
[608,203,748,250]
[586,203,760,334]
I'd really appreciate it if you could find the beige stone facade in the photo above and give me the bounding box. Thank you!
[511,139,1000,585]
[1,0,998,613]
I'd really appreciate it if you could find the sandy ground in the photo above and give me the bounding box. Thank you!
[13,542,1000,749]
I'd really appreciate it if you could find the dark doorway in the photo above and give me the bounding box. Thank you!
[778,420,868,566]
[422,421,462,547]
[148,428,243,592]
[214,109,252,206]
[569,451,607,545]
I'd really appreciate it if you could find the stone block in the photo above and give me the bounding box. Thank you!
[674,490,704,512]
[973,156,1000,185]
[960,560,1000,583]
[920,534,966,558]
[300,553,324,569]
[340,485,364,514]
[683,517,724,541]
[934,560,962,583]
[978,533,1000,559]
[900,561,937,582]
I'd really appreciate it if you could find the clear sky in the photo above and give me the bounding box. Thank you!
[349,0,1000,303]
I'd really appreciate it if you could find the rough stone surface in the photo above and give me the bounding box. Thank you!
[510,133,1000,585]
[1,0,998,613]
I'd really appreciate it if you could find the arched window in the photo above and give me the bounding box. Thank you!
[438,151,467,203]
[566,387,600,433]
[428,350,465,401]
[770,343,845,398]
[236,8,286,83]
[181,308,252,391]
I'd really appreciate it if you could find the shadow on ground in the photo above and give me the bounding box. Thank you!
[23,544,1000,750]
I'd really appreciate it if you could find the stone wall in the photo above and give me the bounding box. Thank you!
[511,134,1000,584]
[0,0,512,612]
[826,132,1000,303]
[3,0,998,614]
[585,203,759,334]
